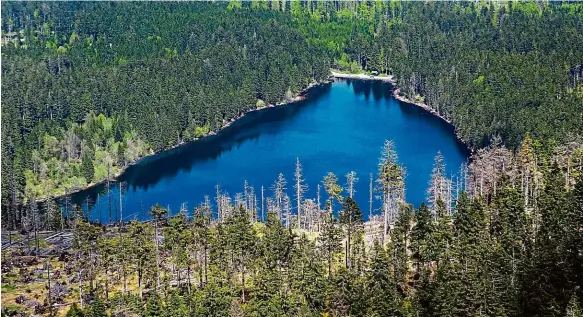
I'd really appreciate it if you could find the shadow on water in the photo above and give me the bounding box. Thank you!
[69,83,332,209]
[346,78,467,155]
[67,79,470,223]
[394,98,471,158]
[346,79,394,101]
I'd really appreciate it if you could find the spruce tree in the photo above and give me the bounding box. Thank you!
[144,293,164,317]
[88,297,107,317]
[340,197,363,269]
[319,211,342,278]
[65,303,85,317]
[411,203,433,270]
[366,241,400,316]
[568,176,583,303]
[167,292,188,317]
[391,204,411,290]
[81,150,94,184]
[524,164,571,316]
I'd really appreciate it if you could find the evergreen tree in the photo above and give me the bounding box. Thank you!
[524,164,572,316]
[88,297,107,317]
[81,151,94,183]
[225,206,256,302]
[427,199,453,268]
[319,211,342,278]
[391,204,411,291]
[144,293,164,317]
[366,241,400,317]
[66,303,85,317]
[568,176,583,304]
[340,197,363,270]
[411,202,433,270]
[328,267,365,317]
[289,235,326,315]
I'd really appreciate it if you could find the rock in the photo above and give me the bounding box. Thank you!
[25,300,40,308]
[15,295,27,304]
[49,283,70,303]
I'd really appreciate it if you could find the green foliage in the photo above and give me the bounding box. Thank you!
[319,211,342,278]
[1,1,330,208]
[340,197,363,270]
[3,3,583,317]
[88,297,107,317]
[20,112,142,201]
[292,1,583,149]
[65,303,85,317]
[143,293,164,317]
[365,242,400,317]
[81,152,94,183]
[191,279,232,316]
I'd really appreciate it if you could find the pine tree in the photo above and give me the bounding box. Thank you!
[144,293,164,317]
[88,297,107,317]
[319,211,342,278]
[524,164,571,316]
[411,203,433,270]
[294,157,308,229]
[340,197,363,269]
[167,292,188,317]
[193,205,212,287]
[366,241,400,316]
[289,235,326,314]
[328,267,364,317]
[192,276,232,316]
[127,220,156,299]
[431,255,463,317]
[149,204,168,292]
[568,176,583,303]
[248,212,294,315]
[271,173,288,222]
[427,199,453,268]
[453,192,485,257]
[65,303,85,317]
[323,172,343,214]
[225,205,256,302]
[391,204,411,291]
[81,151,94,184]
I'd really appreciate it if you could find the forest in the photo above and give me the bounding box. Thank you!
[2,140,583,317]
[1,1,583,316]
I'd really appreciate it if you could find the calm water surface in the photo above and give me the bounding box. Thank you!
[71,79,469,223]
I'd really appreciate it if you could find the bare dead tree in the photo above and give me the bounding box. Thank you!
[261,186,265,222]
[119,181,126,227]
[345,171,358,199]
[271,173,287,222]
[294,158,308,229]
[369,172,373,220]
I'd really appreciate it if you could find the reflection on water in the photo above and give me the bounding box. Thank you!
[68,79,468,223]
[124,84,331,191]
[346,79,394,101]
[67,84,332,217]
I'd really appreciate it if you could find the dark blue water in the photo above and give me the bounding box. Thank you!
[70,79,469,223]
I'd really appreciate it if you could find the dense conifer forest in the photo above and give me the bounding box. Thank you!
[1,1,583,316]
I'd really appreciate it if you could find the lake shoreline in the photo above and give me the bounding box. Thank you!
[330,70,472,154]
[330,70,395,82]
[38,79,331,203]
[41,71,471,204]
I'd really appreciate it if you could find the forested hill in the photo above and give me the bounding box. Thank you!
[2,2,583,317]
[3,1,583,206]
[1,2,330,202]
[291,1,583,149]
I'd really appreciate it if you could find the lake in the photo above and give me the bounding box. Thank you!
[70,79,469,223]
